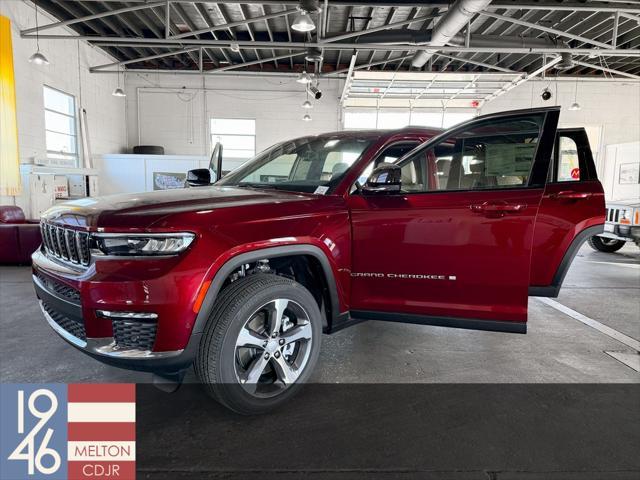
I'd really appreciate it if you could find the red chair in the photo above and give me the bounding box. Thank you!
[0,206,42,264]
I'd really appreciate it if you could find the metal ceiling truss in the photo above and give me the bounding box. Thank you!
[24,1,640,78]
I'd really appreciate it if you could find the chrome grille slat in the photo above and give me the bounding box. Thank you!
[40,221,91,267]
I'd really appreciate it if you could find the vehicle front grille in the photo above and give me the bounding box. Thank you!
[112,319,157,351]
[43,301,86,341]
[606,207,621,223]
[36,272,81,304]
[40,222,90,267]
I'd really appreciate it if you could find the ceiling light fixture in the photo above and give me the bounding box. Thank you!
[303,113,312,122]
[230,43,240,53]
[292,11,316,32]
[569,77,581,111]
[296,70,312,84]
[29,1,49,65]
[112,65,126,97]
[305,47,323,63]
[302,100,313,109]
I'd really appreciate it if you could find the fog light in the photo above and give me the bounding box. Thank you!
[96,310,158,320]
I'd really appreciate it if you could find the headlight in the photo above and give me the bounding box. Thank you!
[92,233,195,257]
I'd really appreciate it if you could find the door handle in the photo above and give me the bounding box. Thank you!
[551,191,592,200]
[470,202,527,214]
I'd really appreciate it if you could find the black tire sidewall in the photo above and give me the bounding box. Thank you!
[206,276,322,414]
[589,236,625,252]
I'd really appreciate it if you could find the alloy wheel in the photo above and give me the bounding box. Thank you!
[233,298,313,398]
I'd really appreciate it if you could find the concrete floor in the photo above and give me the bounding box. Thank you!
[0,244,638,384]
[1,243,638,479]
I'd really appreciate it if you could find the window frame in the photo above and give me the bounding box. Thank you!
[549,128,598,184]
[210,117,256,161]
[390,110,555,195]
[43,85,80,165]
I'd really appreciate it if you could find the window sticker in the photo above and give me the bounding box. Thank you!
[485,143,537,176]
[314,186,329,195]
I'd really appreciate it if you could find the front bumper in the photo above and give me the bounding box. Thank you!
[33,262,201,374]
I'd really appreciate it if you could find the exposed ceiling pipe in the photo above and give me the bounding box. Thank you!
[412,0,493,68]
[448,34,569,49]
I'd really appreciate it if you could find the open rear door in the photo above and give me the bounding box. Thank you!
[348,107,560,333]
[529,128,606,297]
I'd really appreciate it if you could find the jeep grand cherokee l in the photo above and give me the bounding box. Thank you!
[33,107,604,414]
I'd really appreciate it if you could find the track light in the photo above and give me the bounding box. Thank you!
[303,113,312,122]
[308,84,322,100]
[541,88,552,101]
[296,70,312,84]
[29,1,49,66]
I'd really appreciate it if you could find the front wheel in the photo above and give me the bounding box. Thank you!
[587,235,626,253]
[195,273,322,415]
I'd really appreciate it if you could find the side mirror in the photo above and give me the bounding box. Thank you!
[186,168,212,187]
[362,163,402,194]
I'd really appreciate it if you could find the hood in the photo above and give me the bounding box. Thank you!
[608,200,640,209]
[42,186,320,229]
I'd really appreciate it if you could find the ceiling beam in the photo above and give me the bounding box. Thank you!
[572,59,640,78]
[90,47,200,71]
[321,13,439,43]
[52,1,640,13]
[20,1,165,34]
[169,8,296,40]
[478,11,615,50]
[31,35,640,56]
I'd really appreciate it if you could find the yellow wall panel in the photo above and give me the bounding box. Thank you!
[0,14,21,196]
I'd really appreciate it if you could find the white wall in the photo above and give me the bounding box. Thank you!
[1,0,127,204]
[125,72,343,159]
[480,78,640,172]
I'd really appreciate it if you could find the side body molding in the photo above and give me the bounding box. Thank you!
[191,245,342,334]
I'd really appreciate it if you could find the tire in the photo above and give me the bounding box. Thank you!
[587,235,626,253]
[132,145,164,155]
[194,273,322,415]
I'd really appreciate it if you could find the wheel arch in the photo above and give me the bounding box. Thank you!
[192,245,343,335]
[529,224,604,298]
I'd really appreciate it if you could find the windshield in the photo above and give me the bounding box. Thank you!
[217,136,373,193]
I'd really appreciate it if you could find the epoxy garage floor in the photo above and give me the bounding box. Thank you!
[1,243,638,384]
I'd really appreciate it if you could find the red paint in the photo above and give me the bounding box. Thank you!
[33,119,604,355]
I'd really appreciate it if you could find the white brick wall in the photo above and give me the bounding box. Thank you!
[1,0,127,203]
[480,78,640,167]
[125,73,343,156]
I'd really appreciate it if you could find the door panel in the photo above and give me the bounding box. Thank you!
[530,128,605,295]
[349,108,560,329]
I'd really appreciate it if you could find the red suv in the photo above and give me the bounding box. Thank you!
[33,107,604,413]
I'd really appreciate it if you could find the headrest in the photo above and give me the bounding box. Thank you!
[331,162,349,176]
[469,162,484,174]
[0,206,26,224]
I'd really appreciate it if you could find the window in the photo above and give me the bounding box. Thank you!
[43,86,78,164]
[218,137,372,193]
[352,142,420,191]
[343,109,476,130]
[398,114,545,193]
[557,136,580,182]
[210,118,256,161]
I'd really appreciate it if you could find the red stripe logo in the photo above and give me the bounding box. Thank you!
[67,384,136,480]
